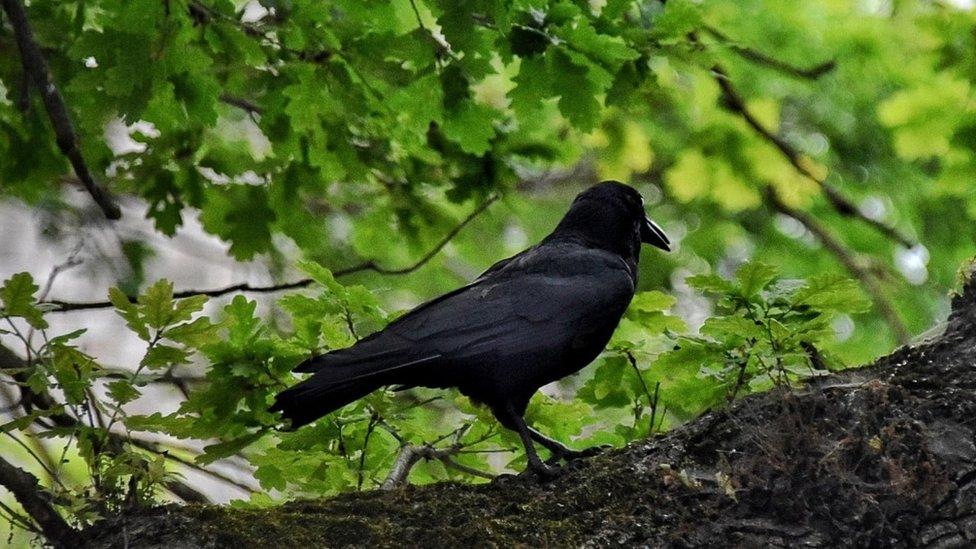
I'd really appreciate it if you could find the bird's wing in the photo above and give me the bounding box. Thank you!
[297,243,635,380]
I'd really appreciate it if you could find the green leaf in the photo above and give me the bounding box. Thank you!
[701,314,760,343]
[107,379,141,405]
[165,317,218,347]
[577,356,631,408]
[1,272,47,329]
[652,0,702,40]
[141,344,190,370]
[793,273,871,314]
[198,431,266,464]
[223,296,263,347]
[200,185,277,260]
[173,295,209,323]
[442,100,498,155]
[686,273,735,295]
[254,463,288,491]
[735,262,780,298]
[110,287,150,341]
[550,49,601,131]
[629,291,677,312]
[559,21,639,70]
[140,280,175,330]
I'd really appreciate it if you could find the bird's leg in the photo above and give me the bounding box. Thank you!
[528,427,581,459]
[503,406,559,478]
[528,427,606,462]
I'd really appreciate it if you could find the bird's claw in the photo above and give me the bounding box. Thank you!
[549,444,612,463]
[527,461,562,480]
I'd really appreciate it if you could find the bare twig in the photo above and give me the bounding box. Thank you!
[43,194,499,312]
[381,444,425,490]
[380,442,494,490]
[624,351,658,429]
[37,244,83,302]
[703,25,836,80]
[379,420,498,489]
[438,455,494,480]
[765,187,911,344]
[1,431,63,490]
[0,498,40,535]
[1,0,121,220]
[356,414,378,490]
[0,456,75,549]
[126,438,257,495]
[712,66,915,249]
[219,93,263,116]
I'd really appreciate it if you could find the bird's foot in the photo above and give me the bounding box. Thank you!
[492,472,519,486]
[526,460,562,480]
[548,444,612,463]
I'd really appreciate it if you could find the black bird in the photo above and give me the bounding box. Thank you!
[271,181,670,476]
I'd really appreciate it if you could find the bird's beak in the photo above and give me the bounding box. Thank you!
[640,215,671,251]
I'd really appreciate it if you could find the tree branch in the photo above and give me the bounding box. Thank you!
[381,444,426,490]
[380,422,496,489]
[219,93,263,116]
[42,194,498,312]
[126,438,258,496]
[703,25,836,80]
[712,66,915,249]
[0,456,75,549]
[764,187,910,344]
[0,0,122,220]
[380,442,494,490]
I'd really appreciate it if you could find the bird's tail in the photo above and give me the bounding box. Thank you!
[269,373,380,429]
[270,349,440,428]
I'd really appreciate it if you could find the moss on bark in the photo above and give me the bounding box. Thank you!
[81,270,976,548]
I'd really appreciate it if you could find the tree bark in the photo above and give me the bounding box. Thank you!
[81,267,976,548]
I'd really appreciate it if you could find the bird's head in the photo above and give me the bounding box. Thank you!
[552,181,671,257]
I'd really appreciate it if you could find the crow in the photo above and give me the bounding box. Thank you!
[270,181,670,476]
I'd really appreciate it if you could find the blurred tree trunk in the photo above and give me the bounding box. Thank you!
[80,268,976,548]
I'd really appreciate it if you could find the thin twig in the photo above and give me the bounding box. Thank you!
[380,442,494,490]
[407,0,427,32]
[0,501,44,536]
[343,308,360,341]
[712,66,915,249]
[378,419,499,489]
[624,351,655,427]
[765,187,910,344]
[126,438,257,495]
[438,455,494,479]
[1,432,62,490]
[1,0,121,220]
[43,194,498,312]
[356,414,378,490]
[37,245,83,302]
[381,444,424,489]
[0,344,212,504]
[219,93,263,116]
[0,498,41,535]
[702,25,836,80]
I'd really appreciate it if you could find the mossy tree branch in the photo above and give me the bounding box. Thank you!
[79,266,976,548]
[0,456,75,549]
